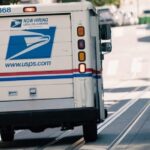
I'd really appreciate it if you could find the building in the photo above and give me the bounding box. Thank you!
[120,0,150,16]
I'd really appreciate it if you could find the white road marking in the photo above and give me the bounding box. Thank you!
[109,102,150,150]
[136,29,148,36]
[112,28,124,37]
[80,86,150,150]
[131,58,142,77]
[104,80,150,109]
[99,86,150,132]
[107,60,119,76]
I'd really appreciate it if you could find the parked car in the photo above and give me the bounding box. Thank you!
[97,7,125,27]
[112,10,124,26]
[97,7,116,26]
[122,12,138,25]
[143,10,150,15]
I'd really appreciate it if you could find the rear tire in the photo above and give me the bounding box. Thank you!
[83,122,97,142]
[1,128,14,142]
[105,108,108,118]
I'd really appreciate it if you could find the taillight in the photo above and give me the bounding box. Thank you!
[79,63,86,73]
[78,39,85,49]
[23,7,37,12]
[77,26,86,73]
[78,52,86,62]
[77,26,85,37]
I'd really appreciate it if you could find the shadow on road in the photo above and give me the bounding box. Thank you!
[0,135,82,149]
[108,100,129,112]
[138,36,150,42]
[146,25,150,30]
[104,85,149,93]
[0,138,54,149]
[95,99,150,147]
[138,24,150,42]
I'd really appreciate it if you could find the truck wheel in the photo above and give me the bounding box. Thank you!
[1,128,14,142]
[105,108,108,118]
[83,122,97,142]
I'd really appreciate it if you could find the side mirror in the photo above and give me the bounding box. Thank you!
[101,42,112,53]
[99,24,112,54]
[100,24,111,40]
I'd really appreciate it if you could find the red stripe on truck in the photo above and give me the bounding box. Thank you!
[0,68,102,77]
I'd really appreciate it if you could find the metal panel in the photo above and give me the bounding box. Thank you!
[0,14,73,102]
[0,98,75,112]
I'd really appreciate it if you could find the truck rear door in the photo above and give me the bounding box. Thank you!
[0,14,73,101]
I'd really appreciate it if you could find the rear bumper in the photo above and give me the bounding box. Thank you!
[0,107,99,129]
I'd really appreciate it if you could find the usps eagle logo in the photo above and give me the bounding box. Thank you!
[6,27,56,60]
[11,19,22,28]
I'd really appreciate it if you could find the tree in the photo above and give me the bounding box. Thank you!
[0,0,19,4]
[91,0,105,6]
[0,0,120,6]
[61,0,80,2]
[61,0,120,6]
[91,0,120,6]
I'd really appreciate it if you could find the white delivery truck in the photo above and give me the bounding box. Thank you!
[0,1,111,142]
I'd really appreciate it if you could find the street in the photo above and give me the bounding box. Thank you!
[0,25,150,150]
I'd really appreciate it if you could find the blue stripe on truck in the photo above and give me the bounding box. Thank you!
[0,73,101,82]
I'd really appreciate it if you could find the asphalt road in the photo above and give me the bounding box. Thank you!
[0,25,150,150]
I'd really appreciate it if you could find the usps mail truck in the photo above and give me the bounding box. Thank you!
[0,1,111,142]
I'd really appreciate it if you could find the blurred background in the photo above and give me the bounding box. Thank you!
[0,0,150,26]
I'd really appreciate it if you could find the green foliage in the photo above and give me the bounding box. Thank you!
[0,0,19,4]
[91,0,120,6]
[62,0,81,2]
[61,0,120,6]
[91,0,105,6]
[0,0,120,6]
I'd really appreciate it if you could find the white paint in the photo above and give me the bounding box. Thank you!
[131,58,142,77]
[109,102,150,150]
[0,98,75,112]
[81,86,150,150]
[38,0,56,3]
[112,28,124,38]
[98,86,150,133]
[136,29,148,36]
[107,60,119,76]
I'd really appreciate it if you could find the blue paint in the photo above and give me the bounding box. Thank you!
[6,27,56,60]
[0,74,101,82]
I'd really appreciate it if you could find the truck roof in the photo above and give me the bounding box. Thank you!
[0,2,96,16]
